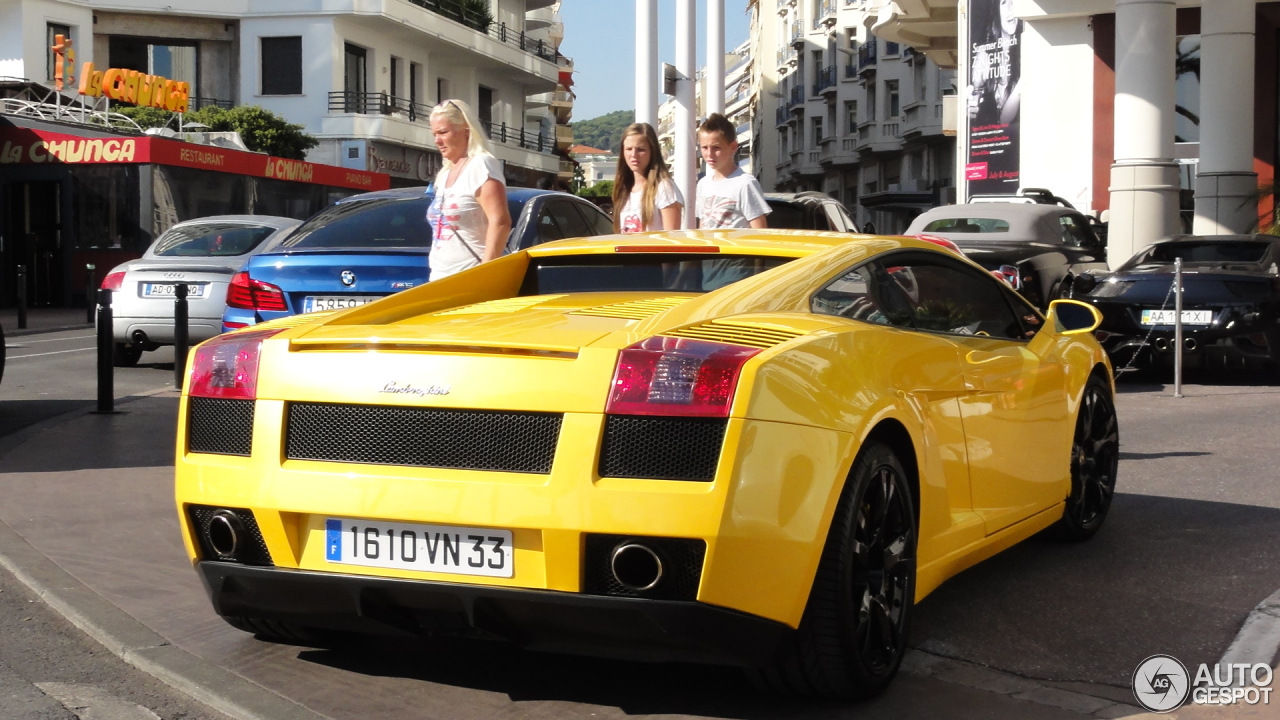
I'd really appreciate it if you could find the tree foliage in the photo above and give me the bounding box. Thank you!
[578,180,613,198]
[113,104,319,160]
[571,109,634,153]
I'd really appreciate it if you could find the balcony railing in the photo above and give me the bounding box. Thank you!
[790,21,804,44]
[776,106,788,126]
[405,0,556,62]
[482,120,553,154]
[813,0,837,29]
[813,65,837,95]
[776,46,797,67]
[858,41,878,70]
[789,84,805,110]
[188,96,233,111]
[845,63,858,79]
[328,91,432,119]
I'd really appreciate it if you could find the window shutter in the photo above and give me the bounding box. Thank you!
[261,37,302,95]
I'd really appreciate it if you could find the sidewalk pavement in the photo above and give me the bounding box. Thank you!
[0,390,1269,720]
[1,306,95,337]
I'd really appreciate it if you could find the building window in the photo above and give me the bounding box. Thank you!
[108,36,199,96]
[884,41,900,56]
[779,129,788,161]
[886,80,900,118]
[261,36,302,95]
[437,77,449,104]
[410,62,421,107]
[344,43,366,95]
[845,100,858,133]
[811,116,823,146]
[478,85,494,127]
[867,84,877,121]
[914,60,927,103]
[46,23,71,81]
[390,56,402,99]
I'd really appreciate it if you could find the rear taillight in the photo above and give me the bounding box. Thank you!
[606,337,761,417]
[101,271,126,291]
[915,234,964,255]
[991,264,1022,290]
[188,329,283,399]
[226,271,287,312]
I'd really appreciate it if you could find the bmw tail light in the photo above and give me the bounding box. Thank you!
[101,271,126,291]
[606,337,761,417]
[915,234,964,256]
[188,329,283,399]
[226,271,288,312]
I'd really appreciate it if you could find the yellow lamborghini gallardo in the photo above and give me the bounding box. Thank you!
[175,229,1118,699]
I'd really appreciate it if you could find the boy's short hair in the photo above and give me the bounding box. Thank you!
[697,113,737,143]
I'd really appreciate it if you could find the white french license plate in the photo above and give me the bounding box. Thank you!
[143,282,206,298]
[324,517,513,578]
[1141,309,1213,325]
[303,295,380,313]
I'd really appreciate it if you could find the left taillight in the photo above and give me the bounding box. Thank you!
[606,337,761,417]
[187,329,283,399]
[101,271,126,291]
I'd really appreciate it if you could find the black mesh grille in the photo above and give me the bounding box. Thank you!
[285,403,562,474]
[599,416,726,482]
[583,534,706,601]
[188,398,254,456]
[187,505,273,565]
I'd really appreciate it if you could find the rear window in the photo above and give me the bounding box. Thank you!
[1135,241,1270,265]
[151,222,279,257]
[281,197,432,250]
[922,218,1010,233]
[520,254,794,295]
[766,202,808,229]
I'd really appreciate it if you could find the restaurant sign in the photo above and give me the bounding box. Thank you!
[0,126,389,192]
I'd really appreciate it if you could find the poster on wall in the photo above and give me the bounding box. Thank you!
[965,0,1021,196]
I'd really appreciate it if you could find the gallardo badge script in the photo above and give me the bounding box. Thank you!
[380,381,450,397]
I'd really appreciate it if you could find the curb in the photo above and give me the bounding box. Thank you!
[1220,587,1280,670]
[0,392,332,720]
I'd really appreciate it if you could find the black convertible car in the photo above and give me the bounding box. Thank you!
[1075,235,1280,373]
[905,203,1109,309]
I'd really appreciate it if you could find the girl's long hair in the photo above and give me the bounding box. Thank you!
[430,98,493,167]
[611,123,673,232]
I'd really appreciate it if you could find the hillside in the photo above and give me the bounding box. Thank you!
[571,109,634,153]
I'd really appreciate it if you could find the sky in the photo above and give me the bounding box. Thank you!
[557,1,751,121]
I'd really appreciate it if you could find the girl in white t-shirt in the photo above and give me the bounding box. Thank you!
[426,99,512,281]
[610,123,683,233]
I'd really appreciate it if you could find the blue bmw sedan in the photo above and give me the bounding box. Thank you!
[222,187,613,330]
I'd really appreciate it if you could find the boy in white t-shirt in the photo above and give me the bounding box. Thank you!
[695,113,771,288]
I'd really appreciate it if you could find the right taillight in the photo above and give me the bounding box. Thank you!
[226,271,287,312]
[606,337,761,417]
[101,271,126,291]
[188,329,283,399]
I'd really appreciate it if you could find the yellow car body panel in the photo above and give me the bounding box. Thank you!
[175,229,1112,644]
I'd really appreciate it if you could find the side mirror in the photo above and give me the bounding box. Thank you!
[1072,273,1099,295]
[1047,299,1102,335]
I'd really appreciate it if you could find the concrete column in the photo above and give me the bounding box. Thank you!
[676,0,697,228]
[1109,0,1180,267]
[635,0,658,126]
[706,0,725,116]
[1193,0,1257,236]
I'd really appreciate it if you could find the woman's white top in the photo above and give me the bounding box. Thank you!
[426,154,506,280]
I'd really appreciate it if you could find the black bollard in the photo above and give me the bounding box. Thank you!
[96,288,114,413]
[174,282,189,390]
[85,264,96,323]
[16,264,27,330]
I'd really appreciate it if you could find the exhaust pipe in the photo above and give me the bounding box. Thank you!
[1184,337,1197,351]
[207,509,245,558]
[1154,337,1169,351]
[131,329,149,346]
[610,542,664,592]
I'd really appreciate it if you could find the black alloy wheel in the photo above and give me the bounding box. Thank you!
[1053,375,1119,541]
[752,440,917,699]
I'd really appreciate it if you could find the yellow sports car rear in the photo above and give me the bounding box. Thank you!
[175,229,1117,699]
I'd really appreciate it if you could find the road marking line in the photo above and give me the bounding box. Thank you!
[8,348,95,359]
[8,334,96,344]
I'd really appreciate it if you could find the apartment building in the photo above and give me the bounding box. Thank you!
[757,0,955,233]
[656,40,755,179]
[0,0,573,189]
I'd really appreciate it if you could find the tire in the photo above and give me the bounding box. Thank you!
[752,441,917,699]
[219,615,339,647]
[111,342,142,367]
[1051,375,1119,541]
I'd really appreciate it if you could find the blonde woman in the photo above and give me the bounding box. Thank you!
[611,122,683,233]
[426,99,512,280]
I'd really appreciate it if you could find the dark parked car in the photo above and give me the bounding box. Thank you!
[222,186,613,330]
[1075,234,1280,374]
[765,192,860,232]
[904,202,1109,310]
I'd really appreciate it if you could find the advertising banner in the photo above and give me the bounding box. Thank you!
[965,0,1021,195]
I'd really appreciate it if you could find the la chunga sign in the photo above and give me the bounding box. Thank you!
[77,62,190,113]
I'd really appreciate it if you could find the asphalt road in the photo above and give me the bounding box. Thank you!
[1,328,1277,719]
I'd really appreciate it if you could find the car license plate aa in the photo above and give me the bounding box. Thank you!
[143,283,206,298]
[1141,309,1212,325]
[325,518,513,578]
[303,295,379,312]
